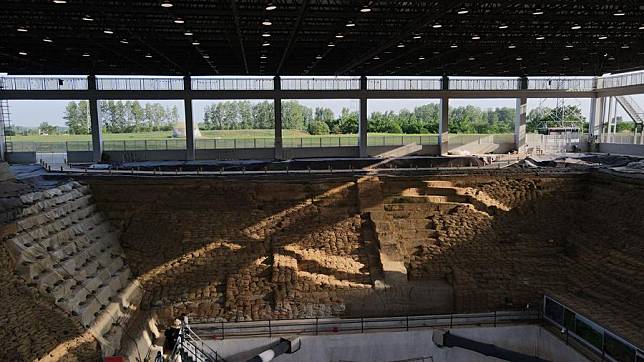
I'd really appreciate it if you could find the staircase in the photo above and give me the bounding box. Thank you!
[171,326,224,362]
[616,95,644,125]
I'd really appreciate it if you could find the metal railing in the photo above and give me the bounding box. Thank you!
[0,76,88,90]
[281,76,361,90]
[102,139,186,151]
[599,133,644,145]
[598,70,644,89]
[528,77,595,91]
[190,310,539,340]
[449,133,514,145]
[171,325,224,362]
[191,77,274,91]
[543,295,644,362]
[449,77,521,91]
[367,77,442,91]
[96,76,184,91]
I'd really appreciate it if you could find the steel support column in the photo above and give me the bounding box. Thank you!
[88,75,103,163]
[439,97,449,155]
[274,76,283,160]
[514,97,527,150]
[184,76,195,161]
[359,76,368,158]
[588,97,604,150]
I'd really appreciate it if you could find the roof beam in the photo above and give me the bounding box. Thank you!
[276,0,310,75]
[230,0,249,74]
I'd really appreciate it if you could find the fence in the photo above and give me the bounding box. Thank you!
[449,77,520,91]
[190,310,540,340]
[598,70,644,89]
[543,295,644,362]
[600,133,644,145]
[191,77,274,91]
[96,76,184,91]
[528,77,595,91]
[367,77,442,91]
[0,76,88,90]
[280,76,361,90]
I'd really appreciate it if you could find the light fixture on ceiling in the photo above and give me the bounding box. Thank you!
[639,25,644,30]
[327,42,335,47]
[413,34,422,39]
[263,41,271,46]
[607,56,615,60]
[516,57,523,60]
[315,55,323,59]
[571,24,581,30]
[266,2,277,11]
[372,56,380,60]
[52,0,67,3]
[471,35,480,40]
[120,38,129,44]
[174,17,185,24]
[346,20,356,27]
[19,51,28,56]
[498,24,508,29]
[532,9,544,15]
[450,44,458,48]
[397,43,405,48]
[183,31,194,36]
[468,57,476,60]
[621,44,630,49]
[432,24,442,28]
[261,55,268,59]
[203,55,210,59]
[263,33,271,37]
[457,8,468,14]
[598,35,608,40]
[508,44,516,48]
[43,37,53,43]
[262,19,272,26]
[82,15,94,21]
[82,52,90,57]
[565,44,574,48]
[418,56,425,60]
[104,28,114,34]
[562,56,570,61]
[335,33,344,38]
[145,53,152,58]
[17,26,28,32]
[613,10,625,16]
[360,6,371,13]
[191,40,200,45]
[161,0,173,8]
[536,35,545,40]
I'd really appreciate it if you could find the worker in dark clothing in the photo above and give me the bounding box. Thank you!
[163,319,182,353]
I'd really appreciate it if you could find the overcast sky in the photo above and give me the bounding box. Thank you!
[8,95,641,128]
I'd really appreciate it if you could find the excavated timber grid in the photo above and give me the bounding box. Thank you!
[84,169,644,348]
[1,167,642,361]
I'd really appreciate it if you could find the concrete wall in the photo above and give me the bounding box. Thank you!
[598,143,644,156]
[67,151,93,163]
[205,325,587,362]
[5,151,36,164]
[104,150,187,162]
[197,148,274,160]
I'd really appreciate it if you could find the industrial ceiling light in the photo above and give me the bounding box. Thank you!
[498,24,508,29]
[397,43,405,48]
[598,35,608,40]
[145,53,152,58]
[335,33,344,38]
[413,34,422,39]
[468,57,476,60]
[535,35,545,40]
[191,40,200,45]
[516,56,523,60]
[327,42,335,47]
[19,51,28,56]
[120,38,129,44]
[432,24,442,28]
[508,44,516,48]
[562,56,570,61]
[261,55,268,59]
[263,41,271,46]
[360,5,371,13]
[266,2,277,11]
[346,20,356,27]
[43,37,53,43]
[262,19,272,26]
[53,0,67,3]
[104,28,114,34]
[184,30,193,36]
[203,55,210,59]
[621,44,630,49]
[174,17,185,24]
[471,35,480,40]
[457,8,468,14]
[613,10,625,16]
[571,24,581,30]
[17,26,28,32]
[82,15,94,21]
[450,44,458,48]
[82,52,90,57]
[532,9,544,15]
[262,33,271,37]
[418,56,425,60]
[565,44,574,48]
[316,55,323,59]
[161,0,173,8]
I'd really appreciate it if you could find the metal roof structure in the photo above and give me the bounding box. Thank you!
[1,0,643,76]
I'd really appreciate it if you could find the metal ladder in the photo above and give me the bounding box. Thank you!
[0,77,12,155]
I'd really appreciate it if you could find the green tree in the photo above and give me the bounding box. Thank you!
[64,101,90,134]
[307,120,330,135]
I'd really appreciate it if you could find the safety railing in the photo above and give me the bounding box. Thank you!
[449,77,521,91]
[102,139,186,151]
[283,136,357,148]
[598,70,644,89]
[281,76,361,90]
[367,77,442,91]
[171,325,224,362]
[367,134,439,146]
[448,133,515,145]
[190,310,540,340]
[528,77,595,91]
[0,76,88,90]
[195,138,275,149]
[599,133,644,145]
[5,141,92,152]
[543,295,644,362]
[95,76,184,91]
[191,76,274,91]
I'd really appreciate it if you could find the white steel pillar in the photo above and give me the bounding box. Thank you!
[588,97,604,149]
[274,76,283,160]
[183,76,195,161]
[514,96,527,150]
[88,75,103,163]
[439,97,449,156]
[359,76,368,158]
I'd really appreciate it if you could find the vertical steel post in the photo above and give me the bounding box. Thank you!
[274,76,283,160]
[359,75,368,157]
[184,76,196,160]
[88,75,103,163]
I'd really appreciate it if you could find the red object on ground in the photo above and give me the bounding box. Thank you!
[104,357,125,362]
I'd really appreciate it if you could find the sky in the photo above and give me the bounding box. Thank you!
[8,95,642,128]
